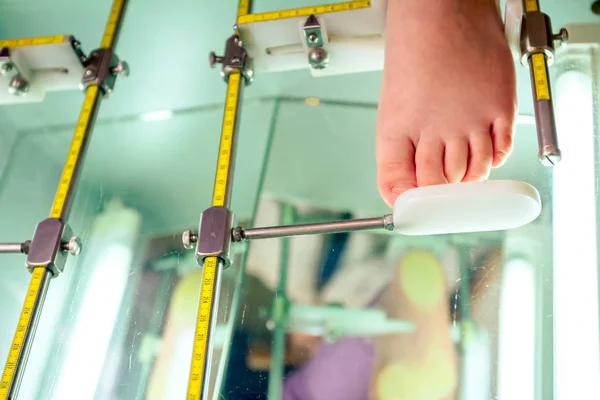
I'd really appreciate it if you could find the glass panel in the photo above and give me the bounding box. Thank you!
[0,2,599,400]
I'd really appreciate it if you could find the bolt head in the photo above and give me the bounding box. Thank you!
[67,236,82,256]
[182,230,197,250]
[308,48,329,69]
[307,33,319,44]
[7,76,28,96]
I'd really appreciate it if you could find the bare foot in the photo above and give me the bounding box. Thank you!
[376,0,517,206]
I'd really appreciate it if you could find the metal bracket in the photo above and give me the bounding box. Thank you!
[183,207,237,268]
[25,218,81,277]
[0,47,30,96]
[209,33,254,84]
[80,48,129,95]
[303,15,329,70]
[520,11,568,68]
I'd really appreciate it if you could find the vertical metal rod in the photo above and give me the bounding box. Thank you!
[267,203,295,400]
[188,71,245,400]
[527,54,561,165]
[4,269,51,399]
[215,98,281,399]
[0,1,129,398]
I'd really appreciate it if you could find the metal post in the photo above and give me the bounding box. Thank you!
[236,215,393,241]
[267,203,295,400]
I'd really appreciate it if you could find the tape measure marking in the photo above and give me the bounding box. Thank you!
[101,0,125,49]
[187,72,242,399]
[0,35,66,49]
[212,72,241,207]
[187,256,218,399]
[50,86,99,219]
[532,53,550,101]
[237,0,371,25]
[0,268,46,398]
[524,0,539,13]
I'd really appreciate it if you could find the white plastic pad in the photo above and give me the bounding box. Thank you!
[0,36,85,104]
[393,180,542,236]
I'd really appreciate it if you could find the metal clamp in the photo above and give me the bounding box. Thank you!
[25,218,82,277]
[209,33,254,84]
[303,15,329,70]
[0,47,30,96]
[520,11,568,67]
[183,207,236,268]
[80,48,129,95]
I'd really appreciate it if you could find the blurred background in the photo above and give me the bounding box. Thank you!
[0,0,600,399]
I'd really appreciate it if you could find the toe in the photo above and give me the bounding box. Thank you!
[416,135,448,187]
[377,135,417,207]
[443,137,468,183]
[491,117,515,168]
[462,132,493,182]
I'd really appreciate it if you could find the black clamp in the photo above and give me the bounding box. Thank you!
[80,48,129,95]
[520,10,568,67]
[25,218,81,277]
[209,33,254,84]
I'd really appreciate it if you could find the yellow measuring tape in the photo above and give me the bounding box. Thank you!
[51,87,100,218]
[0,35,66,49]
[237,0,371,25]
[0,0,126,397]
[524,0,539,13]
[187,71,242,399]
[0,268,46,398]
[531,53,550,101]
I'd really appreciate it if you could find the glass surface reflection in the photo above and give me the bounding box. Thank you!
[0,1,599,400]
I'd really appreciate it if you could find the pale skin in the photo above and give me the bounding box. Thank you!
[377,0,517,206]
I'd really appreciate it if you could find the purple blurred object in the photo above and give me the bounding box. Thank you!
[283,337,374,400]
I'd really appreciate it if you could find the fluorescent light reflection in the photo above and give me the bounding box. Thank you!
[497,258,536,400]
[53,245,132,400]
[553,69,600,399]
[140,109,174,122]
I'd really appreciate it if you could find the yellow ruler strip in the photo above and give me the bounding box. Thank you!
[187,71,242,400]
[237,0,371,25]
[50,86,99,219]
[101,0,126,49]
[531,53,550,101]
[212,72,241,207]
[0,35,66,48]
[0,268,46,398]
[524,0,539,12]
[187,256,218,399]
[238,0,251,17]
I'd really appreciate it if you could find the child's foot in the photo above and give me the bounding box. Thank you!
[376,0,517,206]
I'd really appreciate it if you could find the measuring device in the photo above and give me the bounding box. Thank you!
[0,0,129,398]
[518,0,569,165]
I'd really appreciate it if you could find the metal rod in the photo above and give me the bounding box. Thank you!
[0,242,26,254]
[239,215,391,241]
[267,204,295,400]
[58,92,102,221]
[528,55,561,166]
[200,259,224,400]
[6,269,51,399]
[215,98,281,399]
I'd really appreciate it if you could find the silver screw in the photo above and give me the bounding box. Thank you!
[307,33,319,44]
[7,76,29,96]
[554,28,569,45]
[1,62,13,74]
[112,60,130,77]
[209,52,224,68]
[63,236,82,256]
[182,230,198,250]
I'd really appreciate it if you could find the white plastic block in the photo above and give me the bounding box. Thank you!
[393,180,542,236]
